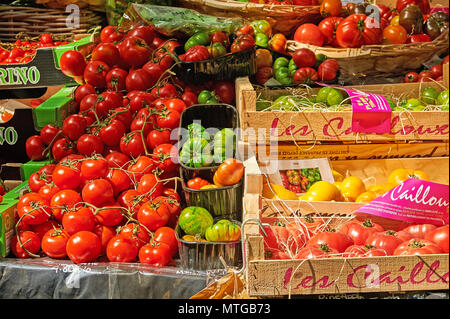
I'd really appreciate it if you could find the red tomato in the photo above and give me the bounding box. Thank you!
[25,135,46,161]
[213,81,235,105]
[66,231,102,264]
[336,14,382,48]
[106,168,132,196]
[139,241,172,267]
[91,43,120,67]
[106,235,139,262]
[146,129,172,150]
[400,223,437,238]
[17,192,50,226]
[128,156,157,182]
[106,67,128,92]
[406,33,432,43]
[77,134,104,156]
[127,25,156,47]
[83,60,109,89]
[40,124,62,146]
[60,50,86,78]
[136,174,163,199]
[11,231,41,258]
[137,201,170,232]
[74,84,96,105]
[442,55,449,65]
[307,228,354,253]
[100,26,126,43]
[181,91,198,107]
[118,36,152,68]
[62,206,96,235]
[40,33,53,44]
[365,230,412,255]
[81,179,114,207]
[318,17,343,46]
[80,157,109,181]
[343,244,388,257]
[119,223,151,249]
[394,238,443,256]
[293,67,319,85]
[153,226,178,257]
[404,72,420,83]
[120,132,146,158]
[317,59,339,81]
[153,196,181,228]
[396,0,430,14]
[296,243,340,259]
[156,110,180,130]
[339,219,384,246]
[118,189,145,218]
[293,24,324,47]
[50,189,82,221]
[95,202,124,226]
[99,119,126,147]
[105,152,131,169]
[429,64,443,79]
[51,163,81,190]
[424,225,449,253]
[62,114,88,141]
[37,183,59,205]
[41,228,70,258]
[125,68,155,92]
[30,219,60,239]
[152,143,178,174]
[383,25,408,44]
[292,48,317,68]
[28,170,52,193]
[93,224,116,255]
[51,138,75,162]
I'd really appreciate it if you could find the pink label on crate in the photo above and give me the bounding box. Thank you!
[356,179,449,226]
[316,83,392,134]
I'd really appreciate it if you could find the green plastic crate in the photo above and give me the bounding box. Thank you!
[20,160,52,182]
[32,85,77,130]
[1,181,28,202]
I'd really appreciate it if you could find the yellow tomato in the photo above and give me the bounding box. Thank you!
[262,183,298,200]
[355,191,378,203]
[390,16,400,25]
[367,183,397,196]
[388,169,430,185]
[182,235,207,242]
[201,184,218,190]
[340,176,366,202]
[332,169,344,182]
[301,181,341,202]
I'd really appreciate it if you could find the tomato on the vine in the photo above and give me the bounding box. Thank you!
[139,241,172,267]
[41,228,70,258]
[106,235,139,262]
[66,231,102,264]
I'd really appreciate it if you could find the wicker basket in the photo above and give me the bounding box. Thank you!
[177,0,321,36]
[286,30,449,83]
[0,5,105,42]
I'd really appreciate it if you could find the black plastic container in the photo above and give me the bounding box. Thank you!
[174,46,257,84]
[178,103,240,172]
[175,220,242,271]
[180,167,243,221]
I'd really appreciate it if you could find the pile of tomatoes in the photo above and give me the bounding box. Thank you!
[404,55,448,83]
[262,216,449,260]
[0,33,70,65]
[292,0,447,48]
[12,24,237,266]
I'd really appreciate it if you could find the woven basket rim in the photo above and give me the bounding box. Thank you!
[178,0,320,13]
[287,30,449,58]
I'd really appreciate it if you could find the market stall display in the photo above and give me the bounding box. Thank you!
[0,0,449,301]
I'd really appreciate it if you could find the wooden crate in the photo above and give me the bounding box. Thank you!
[242,192,449,297]
[244,156,449,218]
[241,140,449,161]
[235,72,449,144]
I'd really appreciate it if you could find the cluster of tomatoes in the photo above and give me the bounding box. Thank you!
[404,55,448,83]
[262,216,449,260]
[292,0,446,48]
[11,24,241,266]
[0,33,69,64]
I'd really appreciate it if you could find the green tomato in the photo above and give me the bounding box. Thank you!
[420,87,439,105]
[437,89,449,106]
[404,98,422,110]
[256,100,272,111]
[179,206,214,237]
[385,98,396,110]
[288,58,298,77]
[316,87,344,107]
[209,42,226,59]
[184,31,210,51]
[272,95,301,111]
[187,123,210,141]
[205,220,241,242]
[254,32,269,48]
[198,90,215,104]
[273,57,290,71]
[250,20,272,37]
[274,67,293,85]
[182,137,210,155]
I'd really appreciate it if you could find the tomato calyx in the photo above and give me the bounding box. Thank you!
[303,215,315,224]
[385,230,397,236]
[319,243,332,253]
[362,219,374,228]
[409,239,426,249]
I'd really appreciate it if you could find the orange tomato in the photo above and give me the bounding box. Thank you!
[320,0,343,17]
[268,33,287,54]
[0,112,13,123]
[213,158,244,187]
[388,169,430,185]
[382,25,408,44]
